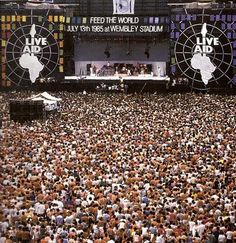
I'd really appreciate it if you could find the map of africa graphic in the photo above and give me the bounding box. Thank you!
[19,24,44,83]
[191,53,216,85]
[190,23,216,85]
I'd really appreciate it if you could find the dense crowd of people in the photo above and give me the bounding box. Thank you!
[0,92,235,243]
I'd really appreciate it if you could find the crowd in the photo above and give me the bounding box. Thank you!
[0,92,235,243]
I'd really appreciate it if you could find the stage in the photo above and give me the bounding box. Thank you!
[64,75,170,84]
[9,74,177,93]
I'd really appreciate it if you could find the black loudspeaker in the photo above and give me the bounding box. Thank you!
[64,56,75,76]
[147,64,152,73]
[9,100,45,122]
[87,64,92,75]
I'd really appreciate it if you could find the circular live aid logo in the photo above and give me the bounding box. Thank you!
[6,24,59,85]
[174,23,233,90]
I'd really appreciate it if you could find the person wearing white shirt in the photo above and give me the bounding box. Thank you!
[118,220,126,230]
[196,222,205,238]
[34,202,45,215]
[97,207,103,220]
[218,233,226,243]
[48,234,57,243]
[189,220,195,235]
[141,226,148,236]
[226,230,233,242]
[156,233,165,243]
[0,236,7,243]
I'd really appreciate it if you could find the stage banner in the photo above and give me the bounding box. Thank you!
[65,16,169,34]
[113,0,135,15]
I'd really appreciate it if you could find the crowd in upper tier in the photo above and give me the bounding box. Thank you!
[0,92,235,243]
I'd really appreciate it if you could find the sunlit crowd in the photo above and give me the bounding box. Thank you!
[0,92,235,243]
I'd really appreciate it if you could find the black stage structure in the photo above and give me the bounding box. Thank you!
[0,0,235,93]
[9,99,45,122]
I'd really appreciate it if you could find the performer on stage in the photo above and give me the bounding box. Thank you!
[157,66,161,77]
[120,64,128,74]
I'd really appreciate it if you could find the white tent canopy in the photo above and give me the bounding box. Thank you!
[31,97,56,104]
[28,92,61,111]
[30,92,62,102]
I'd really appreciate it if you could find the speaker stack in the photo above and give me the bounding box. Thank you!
[9,100,45,123]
